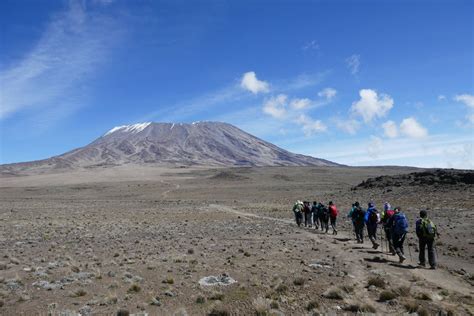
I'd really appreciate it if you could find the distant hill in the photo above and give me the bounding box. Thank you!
[0,121,339,175]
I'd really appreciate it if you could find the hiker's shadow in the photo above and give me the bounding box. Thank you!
[334,237,351,242]
[363,257,389,263]
[365,250,383,254]
[389,263,417,269]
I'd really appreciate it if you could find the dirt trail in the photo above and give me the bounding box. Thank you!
[210,204,474,308]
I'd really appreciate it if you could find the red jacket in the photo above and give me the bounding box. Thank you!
[329,205,338,218]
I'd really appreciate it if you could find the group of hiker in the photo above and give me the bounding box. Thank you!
[292,201,339,235]
[292,200,439,269]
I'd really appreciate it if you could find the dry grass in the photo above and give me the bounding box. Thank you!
[367,276,386,288]
[379,290,397,302]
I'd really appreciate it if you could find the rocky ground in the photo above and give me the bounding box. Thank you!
[0,166,473,315]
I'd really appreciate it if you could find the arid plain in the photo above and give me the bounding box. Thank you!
[1,166,473,315]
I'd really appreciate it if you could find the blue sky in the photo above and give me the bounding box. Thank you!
[1,0,473,168]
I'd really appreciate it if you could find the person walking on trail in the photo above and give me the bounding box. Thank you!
[416,210,439,269]
[328,201,338,235]
[311,201,319,229]
[351,202,366,243]
[348,203,356,237]
[365,202,380,249]
[381,202,396,255]
[303,201,312,228]
[389,207,409,263]
[319,203,330,233]
[292,201,304,227]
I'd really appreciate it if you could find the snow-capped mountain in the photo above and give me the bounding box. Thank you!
[1,122,339,174]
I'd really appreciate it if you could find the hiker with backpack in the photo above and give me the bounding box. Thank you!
[351,202,366,243]
[303,201,312,228]
[381,202,396,255]
[365,202,380,249]
[318,203,330,233]
[328,201,338,235]
[416,210,439,269]
[311,201,320,229]
[388,207,409,263]
[292,201,304,227]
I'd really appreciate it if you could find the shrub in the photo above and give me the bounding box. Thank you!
[196,296,206,304]
[71,289,87,297]
[306,300,320,311]
[163,277,174,284]
[209,292,225,301]
[208,307,230,316]
[379,290,397,302]
[417,292,432,301]
[127,284,141,293]
[323,288,344,300]
[368,277,386,288]
[293,277,305,286]
[275,283,288,294]
[403,301,419,313]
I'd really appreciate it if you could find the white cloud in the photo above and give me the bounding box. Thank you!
[263,94,287,119]
[334,118,360,135]
[240,71,270,94]
[351,89,394,123]
[438,95,446,101]
[318,88,337,101]
[290,98,311,110]
[311,134,473,168]
[367,136,383,158]
[454,94,474,108]
[302,40,319,51]
[0,0,120,120]
[345,54,360,75]
[400,117,428,138]
[382,120,398,138]
[296,114,327,136]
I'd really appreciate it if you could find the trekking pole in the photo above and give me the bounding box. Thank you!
[380,231,384,253]
[407,235,413,262]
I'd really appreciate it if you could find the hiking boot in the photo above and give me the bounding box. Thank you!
[418,262,426,267]
[399,254,406,263]
[429,266,436,270]
[373,243,379,250]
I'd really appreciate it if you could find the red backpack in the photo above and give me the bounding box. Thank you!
[329,205,338,218]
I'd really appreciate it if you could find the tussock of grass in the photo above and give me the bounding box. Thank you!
[209,292,225,301]
[71,289,87,297]
[253,297,271,316]
[367,277,386,288]
[403,301,419,313]
[127,284,141,293]
[417,292,432,301]
[379,290,397,302]
[208,307,230,316]
[162,277,174,284]
[196,296,206,304]
[306,300,320,311]
[343,303,376,313]
[293,277,305,286]
[323,287,344,300]
[275,283,288,294]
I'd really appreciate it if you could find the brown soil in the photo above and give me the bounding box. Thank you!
[0,166,472,315]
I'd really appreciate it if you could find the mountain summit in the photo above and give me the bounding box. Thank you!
[1,122,338,174]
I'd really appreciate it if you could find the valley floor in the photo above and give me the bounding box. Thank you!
[0,166,473,315]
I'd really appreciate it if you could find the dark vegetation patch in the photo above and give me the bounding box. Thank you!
[210,171,250,181]
[353,169,474,190]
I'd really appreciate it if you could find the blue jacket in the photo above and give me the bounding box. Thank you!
[365,207,379,226]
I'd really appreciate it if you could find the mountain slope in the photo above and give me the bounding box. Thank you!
[1,122,339,175]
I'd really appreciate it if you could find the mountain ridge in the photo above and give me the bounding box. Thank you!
[0,121,339,175]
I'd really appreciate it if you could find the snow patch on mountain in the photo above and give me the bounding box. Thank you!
[105,122,151,136]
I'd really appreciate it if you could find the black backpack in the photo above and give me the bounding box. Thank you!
[353,206,365,222]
